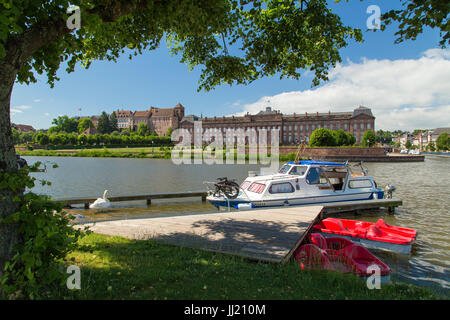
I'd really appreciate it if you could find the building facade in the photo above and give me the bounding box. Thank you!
[114,103,185,135]
[178,106,375,146]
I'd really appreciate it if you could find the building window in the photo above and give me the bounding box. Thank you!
[367,123,371,129]
[311,125,315,130]
[330,123,333,130]
[360,123,364,130]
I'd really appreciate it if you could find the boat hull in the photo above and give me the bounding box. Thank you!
[208,192,374,210]
[316,232,413,255]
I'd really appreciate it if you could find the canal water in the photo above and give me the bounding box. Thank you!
[24,155,449,296]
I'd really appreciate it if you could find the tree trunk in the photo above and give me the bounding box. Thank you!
[0,60,21,281]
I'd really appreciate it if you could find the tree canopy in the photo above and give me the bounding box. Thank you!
[51,115,79,133]
[1,0,364,92]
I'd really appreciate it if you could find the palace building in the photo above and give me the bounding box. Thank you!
[178,106,375,145]
[114,103,185,136]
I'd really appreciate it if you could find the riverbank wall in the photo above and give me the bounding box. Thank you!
[278,147,424,162]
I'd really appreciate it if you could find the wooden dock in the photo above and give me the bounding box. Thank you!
[79,206,323,263]
[55,191,207,208]
[320,198,402,215]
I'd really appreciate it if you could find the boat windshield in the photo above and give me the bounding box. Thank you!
[289,166,308,176]
[278,164,291,174]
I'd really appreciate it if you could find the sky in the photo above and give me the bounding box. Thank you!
[10,0,450,131]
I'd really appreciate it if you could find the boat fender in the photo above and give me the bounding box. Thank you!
[237,203,254,210]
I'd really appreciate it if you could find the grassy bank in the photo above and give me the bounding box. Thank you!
[17,148,299,162]
[47,233,436,300]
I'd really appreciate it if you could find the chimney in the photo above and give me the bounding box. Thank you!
[328,110,331,115]
[305,112,308,118]
[316,111,319,116]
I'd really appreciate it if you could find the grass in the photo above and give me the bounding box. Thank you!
[46,233,437,300]
[17,148,299,162]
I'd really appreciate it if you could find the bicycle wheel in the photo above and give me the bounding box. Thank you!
[222,182,240,199]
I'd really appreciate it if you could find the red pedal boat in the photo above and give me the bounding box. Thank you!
[294,233,390,281]
[312,218,417,255]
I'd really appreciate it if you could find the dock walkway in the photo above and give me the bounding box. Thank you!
[80,206,323,263]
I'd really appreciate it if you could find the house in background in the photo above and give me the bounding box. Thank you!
[430,128,450,142]
[12,123,36,133]
[115,110,134,129]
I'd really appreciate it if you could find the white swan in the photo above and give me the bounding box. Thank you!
[89,190,111,209]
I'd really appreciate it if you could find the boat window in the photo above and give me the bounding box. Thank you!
[289,166,307,176]
[269,182,295,194]
[348,179,373,189]
[306,167,326,184]
[240,181,251,190]
[248,182,266,193]
[278,164,291,174]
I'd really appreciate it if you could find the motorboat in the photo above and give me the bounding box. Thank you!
[206,160,388,210]
[312,218,417,255]
[294,233,390,281]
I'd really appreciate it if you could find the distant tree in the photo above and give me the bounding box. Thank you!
[137,123,151,136]
[436,133,449,151]
[78,134,87,145]
[309,128,337,147]
[35,133,49,146]
[376,130,392,144]
[412,129,425,136]
[11,128,21,144]
[120,129,130,136]
[109,113,119,132]
[362,130,376,147]
[333,129,349,146]
[427,142,436,152]
[150,130,158,136]
[78,118,94,134]
[51,115,79,133]
[166,127,173,137]
[97,112,111,134]
[405,141,412,149]
[345,132,356,146]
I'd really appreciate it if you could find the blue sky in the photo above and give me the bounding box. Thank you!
[10,0,449,131]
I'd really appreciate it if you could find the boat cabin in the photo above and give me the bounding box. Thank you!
[239,160,376,199]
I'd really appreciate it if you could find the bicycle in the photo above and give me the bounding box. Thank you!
[211,177,241,199]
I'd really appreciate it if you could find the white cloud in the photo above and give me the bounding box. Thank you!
[33,99,41,103]
[15,105,32,110]
[44,112,50,116]
[238,48,450,131]
[11,109,23,114]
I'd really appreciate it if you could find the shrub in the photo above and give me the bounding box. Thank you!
[309,128,337,147]
[0,163,85,299]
